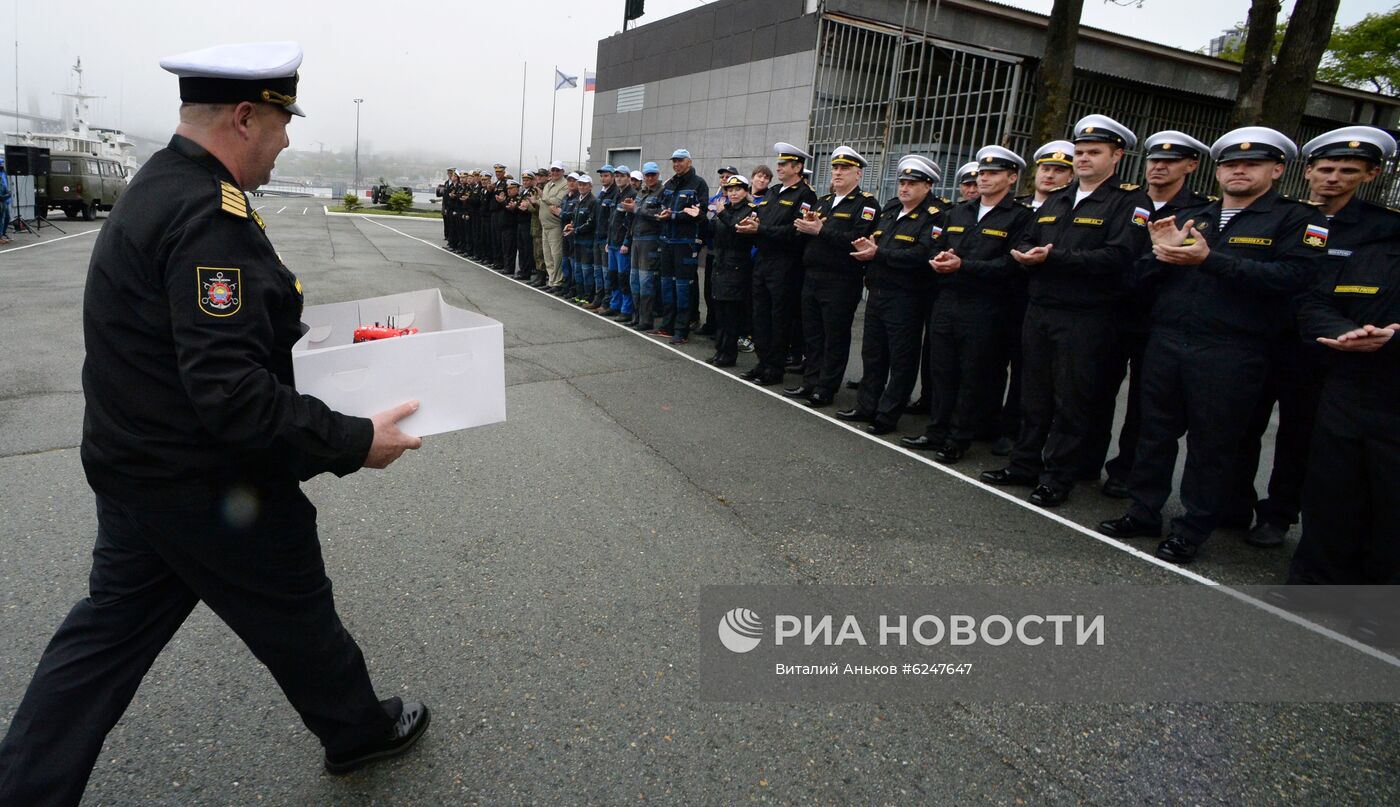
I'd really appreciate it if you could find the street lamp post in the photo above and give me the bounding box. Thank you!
[353,98,364,194]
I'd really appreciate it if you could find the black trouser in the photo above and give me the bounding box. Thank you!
[752,255,799,377]
[926,296,1013,443]
[1008,304,1118,491]
[1126,332,1267,545]
[442,206,451,241]
[500,225,518,275]
[1228,337,1325,529]
[515,223,535,277]
[713,298,743,362]
[997,297,1027,439]
[800,271,864,396]
[1288,371,1400,584]
[1086,326,1149,484]
[785,263,806,364]
[474,214,489,258]
[0,488,395,805]
[702,251,717,329]
[856,286,933,428]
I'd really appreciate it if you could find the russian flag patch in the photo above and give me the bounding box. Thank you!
[1131,207,1150,227]
[1303,224,1329,248]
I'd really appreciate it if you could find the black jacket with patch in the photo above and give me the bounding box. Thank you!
[80,135,372,508]
[1018,173,1151,311]
[801,187,881,277]
[930,194,1034,302]
[864,196,947,292]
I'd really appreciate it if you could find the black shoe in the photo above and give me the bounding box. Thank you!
[324,700,431,775]
[739,366,763,381]
[782,385,814,398]
[845,380,860,390]
[900,435,936,450]
[904,397,928,414]
[696,324,716,336]
[1101,478,1131,499]
[753,372,784,387]
[805,393,833,408]
[835,409,874,423]
[865,422,895,435]
[1155,535,1199,564]
[1028,484,1069,508]
[979,468,1038,486]
[784,364,804,375]
[1244,522,1288,548]
[632,322,654,332]
[990,436,1014,457]
[933,440,969,464]
[1096,514,1161,539]
[709,356,736,367]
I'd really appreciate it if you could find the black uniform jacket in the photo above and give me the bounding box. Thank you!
[801,187,880,277]
[752,179,820,264]
[1298,198,1400,378]
[609,186,636,247]
[931,194,1034,303]
[632,185,666,243]
[1130,189,1330,342]
[597,184,618,244]
[865,196,947,293]
[1018,173,1151,311]
[80,135,372,507]
[659,168,709,245]
[707,200,759,300]
[572,191,599,246]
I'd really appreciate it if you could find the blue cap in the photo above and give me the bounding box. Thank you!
[599,164,615,173]
[614,164,630,174]
[670,148,690,160]
[642,161,660,174]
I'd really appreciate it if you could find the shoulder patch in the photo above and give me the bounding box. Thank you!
[198,267,242,317]
[219,181,248,219]
[862,191,874,198]
[1119,183,1140,191]
[926,205,940,215]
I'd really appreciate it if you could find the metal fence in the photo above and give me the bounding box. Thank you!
[807,9,1400,205]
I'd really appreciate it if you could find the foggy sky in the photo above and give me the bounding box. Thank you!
[1,0,1391,167]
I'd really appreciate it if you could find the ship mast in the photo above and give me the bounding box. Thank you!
[54,57,103,140]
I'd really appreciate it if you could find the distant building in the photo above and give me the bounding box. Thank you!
[1206,29,1245,58]
[589,0,1399,202]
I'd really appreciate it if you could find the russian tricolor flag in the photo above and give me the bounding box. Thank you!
[585,70,596,92]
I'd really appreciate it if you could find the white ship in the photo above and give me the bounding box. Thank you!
[5,58,139,173]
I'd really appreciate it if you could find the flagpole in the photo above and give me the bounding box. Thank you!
[517,62,527,174]
[549,65,558,164]
[577,69,588,167]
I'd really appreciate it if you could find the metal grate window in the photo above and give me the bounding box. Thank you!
[617,85,645,113]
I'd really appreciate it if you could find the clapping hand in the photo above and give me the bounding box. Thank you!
[1318,323,1398,352]
[850,236,877,261]
[930,249,961,273]
[1011,244,1052,266]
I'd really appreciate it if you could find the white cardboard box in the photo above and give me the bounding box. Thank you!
[292,288,506,437]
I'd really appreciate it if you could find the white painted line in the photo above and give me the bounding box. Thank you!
[0,227,100,254]
[276,206,287,214]
[302,207,308,215]
[362,214,1400,670]
[255,205,265,212]
[324,209,442,221]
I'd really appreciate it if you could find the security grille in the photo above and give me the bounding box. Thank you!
[808,7,1398,205]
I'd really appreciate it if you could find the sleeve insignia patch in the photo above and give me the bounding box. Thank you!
[1132,207,1150,227]
[198,267,242,317]
[1303,224,1329,248]
[861,206,876,221]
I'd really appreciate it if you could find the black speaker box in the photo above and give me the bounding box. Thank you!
[4,145,50,176]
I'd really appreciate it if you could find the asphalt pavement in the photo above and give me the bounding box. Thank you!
[0,204,1395,805]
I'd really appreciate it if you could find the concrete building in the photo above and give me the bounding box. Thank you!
[589,0,1399,202]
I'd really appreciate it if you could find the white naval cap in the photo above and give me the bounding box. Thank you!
[774,141,813,163]
[566,171,580,180]
[896,155,940,183]
[1073,114,1137,149]
[576,173,593,185]
[506,178,520,187]
[722,174,751,188]
[830,146,868,168]
[1144,130,1209,161]
[1033,140,1075,167]
[160,41,305,116]
[1211,126,1297,163]
[975,145,1026,172]
[629,170,644,181]
[956,161,980,184]
[1301,125,1399,164]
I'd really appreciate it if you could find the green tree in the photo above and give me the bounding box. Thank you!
[1228,1,1283,126]
[343,193,362,210]
[1317,7,1400,95]
[386,190,414,213]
